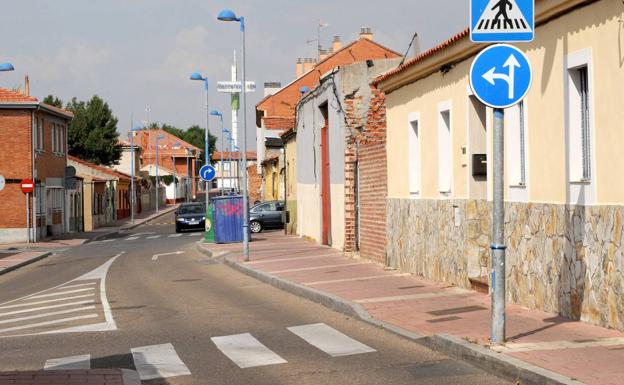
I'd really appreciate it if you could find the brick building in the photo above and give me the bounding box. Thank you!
[0,88,73,243]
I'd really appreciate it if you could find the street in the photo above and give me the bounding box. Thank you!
[0,212,509,385]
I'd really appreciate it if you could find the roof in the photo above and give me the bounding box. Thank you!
[0,88,73,118]
[265,137,283,148]
[261,153,280,165]
[68,155,133,181]
[280,128,296,141]
[133,129,200,153]
[256,37,400,127]
[373,29,469,86]
[211,151,258,161]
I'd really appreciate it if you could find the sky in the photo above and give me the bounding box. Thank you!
[0,0,469,151]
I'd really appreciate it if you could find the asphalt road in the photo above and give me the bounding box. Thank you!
[0,212,510,385]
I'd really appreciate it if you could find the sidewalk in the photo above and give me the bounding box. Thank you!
[0,205,177,275]
[0,369,137,385]
[199,231,624,385]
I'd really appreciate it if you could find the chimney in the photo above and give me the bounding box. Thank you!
[331,36,342,53]
[263,82,282,97]
[319,49,329,61]
[296,58,303,78]
[24,75,30,96]
[360,27,373,40]
[302,58,316,75]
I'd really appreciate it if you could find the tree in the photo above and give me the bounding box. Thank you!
[66,95,122,166]
[43,95,63,108]
[160,123,217,164]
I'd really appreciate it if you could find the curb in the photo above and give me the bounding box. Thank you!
[86,206,178,244]
[0,251,52,276]
[216,251,584,385]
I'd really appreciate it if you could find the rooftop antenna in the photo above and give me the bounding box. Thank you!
[398,32,419,67]
[306,20,329,61]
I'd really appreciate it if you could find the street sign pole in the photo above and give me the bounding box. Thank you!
[492,108,506,344]
[26,193,30,243]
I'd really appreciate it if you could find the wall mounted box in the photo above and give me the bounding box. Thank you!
[472,154,487,176]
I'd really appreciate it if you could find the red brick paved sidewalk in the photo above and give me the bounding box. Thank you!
[205,231,624,385]
[0,369,124,385]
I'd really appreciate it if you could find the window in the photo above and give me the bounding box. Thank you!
[438,107,452,194]
[36,118,44,151]
[223,162,230,171]
[408,114,421,196]
[506,101,527,186]
[50,188,63,212]
[567,57,592,182]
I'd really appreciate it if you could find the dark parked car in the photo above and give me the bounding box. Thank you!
[249,201,285,233]
[175,203,206,233]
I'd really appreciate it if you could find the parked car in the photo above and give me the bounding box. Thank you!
[175,202,206,233]
[249,201,285,233]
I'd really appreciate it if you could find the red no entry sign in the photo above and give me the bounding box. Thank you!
[20,179,34,194]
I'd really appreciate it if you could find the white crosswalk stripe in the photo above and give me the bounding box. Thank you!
[169,234,182,238]
[288,323,376,357]
[146,235,161,239]
[211,333,288,368]
[125,237,139,241]
[44,354,91,370]
[131,343,191,380]
[188,233,202,236]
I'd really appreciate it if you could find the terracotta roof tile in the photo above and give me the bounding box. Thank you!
[0,88,38,103]
[68,155,133,181]
[211,151,257,161]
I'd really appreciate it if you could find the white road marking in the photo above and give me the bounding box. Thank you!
[101,239,115,243]
[0,295,94,310]
[288,323,376,357]
[152,251,185,261]
[168,234,182,238]
[211,333,288,368]
[29,288,94,299]
[188,233,202,237]
[354,288,467,304]
[44,354,91,370]
[268,262,371,274]
[125,237,140,241]
[131,343,191,380]
[0,314,98,334]
[0,300,95,317]
[146,235,161,240]
[0,306,95,325]
[304,274,411,286]
[53,282,97,290]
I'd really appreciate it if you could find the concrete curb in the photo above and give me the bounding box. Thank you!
[0,251,52,276]
[218,252,585,385]
[121,369,140,385]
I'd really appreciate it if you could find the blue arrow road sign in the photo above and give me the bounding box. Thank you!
[471,0,534,42]
[200,165,216,182]
[470,44,532,109]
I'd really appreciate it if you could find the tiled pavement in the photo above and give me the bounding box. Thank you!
[0,369,125,385]
[204,231,624,385]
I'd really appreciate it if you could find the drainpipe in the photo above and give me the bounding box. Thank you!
[31,110,36,243]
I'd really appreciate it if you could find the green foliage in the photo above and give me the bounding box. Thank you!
[43,95,63,108]
[160,175,179,186]
[66,95,122,166]
[159,123,217,165]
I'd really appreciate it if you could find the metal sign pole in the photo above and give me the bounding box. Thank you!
[491,108,506,344]
[26,193,30,243]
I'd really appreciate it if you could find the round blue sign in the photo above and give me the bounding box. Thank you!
[470,44,532,109]
[200,165,216,182]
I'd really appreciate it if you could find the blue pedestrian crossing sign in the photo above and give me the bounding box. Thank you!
[471,0,534,42]
[470,44,532,109]
[200,165,216,182]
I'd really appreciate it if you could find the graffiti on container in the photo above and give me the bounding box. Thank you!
[217,200,244,216]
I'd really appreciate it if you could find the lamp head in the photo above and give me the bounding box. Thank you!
[299,86,309,95]
[189,72,205,81]
[131,125,143,132]
[210,110,222,117]
[217,9,238,21]
[0,63,15,72]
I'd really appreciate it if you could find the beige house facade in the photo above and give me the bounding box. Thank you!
[377,0,624,331]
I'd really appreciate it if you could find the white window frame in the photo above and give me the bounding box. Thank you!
[36,118,44,152]
[408,112,421,197]
[505,100,529,202]
[565,48,596,205]
[437,100,453,196]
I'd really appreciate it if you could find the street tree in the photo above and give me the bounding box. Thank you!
[43,95,63,108]
[66,95,122,166]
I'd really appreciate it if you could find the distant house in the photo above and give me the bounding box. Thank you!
[0,88,73,243]
[211,151,258,200]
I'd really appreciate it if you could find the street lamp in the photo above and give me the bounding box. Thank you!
[0,63,15,72]
[189,72,211,219]
[130,125,143,223]
[210,110,225,195]
[218,8,251,261]
[155,134,165,213]
[172,141,181,203]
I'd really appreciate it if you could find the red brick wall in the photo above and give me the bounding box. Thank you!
[247,164,262,204]
[0,110,32,228]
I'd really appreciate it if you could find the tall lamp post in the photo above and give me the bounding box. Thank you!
[218,6,250,260]
[210,110,225,195]
[129,125,143,223]
[190,73,210,207]
[155,134,165,213]
[172,141,181,204]
[0,63,15,72]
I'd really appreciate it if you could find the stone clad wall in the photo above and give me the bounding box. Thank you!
[387,198,624,331]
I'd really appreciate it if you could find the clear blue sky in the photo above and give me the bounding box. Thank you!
[0,0,469,150]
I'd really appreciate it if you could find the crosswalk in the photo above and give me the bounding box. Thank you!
[38,323,375,382]
[0,254,122,338]
[100,233,202,243]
